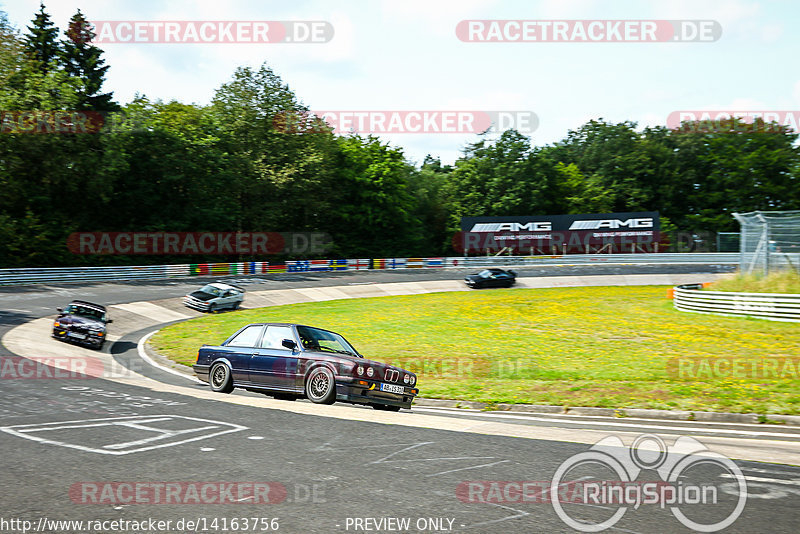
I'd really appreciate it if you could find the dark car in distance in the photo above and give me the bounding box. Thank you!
[193,323,419,411]
[52,300,112,349]
[464,268,517,289]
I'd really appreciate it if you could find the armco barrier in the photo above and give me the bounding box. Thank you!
[673,284,800,322]
[0,253,740,286]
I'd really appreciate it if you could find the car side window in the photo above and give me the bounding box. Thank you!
[227,325,263,347]
[260,326,295,349]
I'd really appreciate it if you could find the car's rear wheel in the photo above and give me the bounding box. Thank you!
[231,301,240,310]
[209,362,234,393]
[305,367,336,404]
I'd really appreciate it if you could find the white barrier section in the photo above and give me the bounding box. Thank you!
[674,284,800,322]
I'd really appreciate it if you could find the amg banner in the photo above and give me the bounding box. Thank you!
[458,212,660,253]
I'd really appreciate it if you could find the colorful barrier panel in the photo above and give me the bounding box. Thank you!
[310,259,333,272]
[331,259,348,271]
[287,260,310,272]
[347,258,370,270]
[406,257,424,268]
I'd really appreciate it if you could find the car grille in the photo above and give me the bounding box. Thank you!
[184,297,210,310]
[383,369,400,383]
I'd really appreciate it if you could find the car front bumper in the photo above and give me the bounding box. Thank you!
[183,297,212,311]
[335,378,418,409]
[52,328,104,346]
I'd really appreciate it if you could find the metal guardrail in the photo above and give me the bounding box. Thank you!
[0,265,191,285]
[673,284,800,322]
[0,253,740,287]
[457,253,740,267]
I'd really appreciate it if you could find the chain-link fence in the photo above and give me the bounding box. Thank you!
[733,211,800,274]
[716,232,740,252]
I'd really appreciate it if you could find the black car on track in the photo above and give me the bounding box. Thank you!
[464,268,517,289]
[52,300,112,349]
[193,323,419,411]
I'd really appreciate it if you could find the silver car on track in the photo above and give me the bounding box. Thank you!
[183,282,245,312]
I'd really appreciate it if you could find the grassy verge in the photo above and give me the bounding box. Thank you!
[709,270,800,293]
[151,286,800,414]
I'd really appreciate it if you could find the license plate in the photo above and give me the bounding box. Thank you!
[67,332,86,340]
[380,383,404,394]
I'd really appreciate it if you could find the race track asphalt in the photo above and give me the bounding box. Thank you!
[2,263,798,534]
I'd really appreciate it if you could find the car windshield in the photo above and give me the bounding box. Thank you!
[65,304,105,321]
[478,269,493,278]
[296,325,359,356]
[199,284,224,297]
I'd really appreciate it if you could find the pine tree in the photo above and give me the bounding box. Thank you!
[61,9,118,110]
[22,2,59,73]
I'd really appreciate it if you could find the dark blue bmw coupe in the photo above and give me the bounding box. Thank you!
[193,323,419,411]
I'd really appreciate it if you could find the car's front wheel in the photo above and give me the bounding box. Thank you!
[209,362,234,393]
[305,367,336,404]
[208,303,217,313]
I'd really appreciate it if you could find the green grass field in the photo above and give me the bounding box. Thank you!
[151,286,800,414]
[710,270,800,293]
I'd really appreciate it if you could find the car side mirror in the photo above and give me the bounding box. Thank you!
[56,307,63,312]
[281,339,297,350]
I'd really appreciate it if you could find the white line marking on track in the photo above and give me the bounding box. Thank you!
[722,474,800,486]
[412,408,800,439]
[417,406,796,430]
[0,415,246,455]
[138,331,204,384]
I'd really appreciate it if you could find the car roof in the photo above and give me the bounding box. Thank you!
[68,300,106,311]
[207,282,240,290]
[240,323,338,333]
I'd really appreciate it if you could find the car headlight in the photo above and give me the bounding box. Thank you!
[403,374,410,384]
[357,366,364,376]
[54,321,60,327]
[366,367,374,378]
[409,375,416,386]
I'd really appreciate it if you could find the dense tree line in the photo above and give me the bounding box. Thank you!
[1,5,799,267]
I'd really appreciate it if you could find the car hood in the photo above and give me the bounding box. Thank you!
[354,357,415,377]
[464,274,483,281]
[58,315,105,329]
[188,290,217,301]
[307,352,415,377]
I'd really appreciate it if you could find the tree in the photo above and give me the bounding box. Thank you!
[331,136,422,257]
[60,10,118,110]
[22,2,59,74]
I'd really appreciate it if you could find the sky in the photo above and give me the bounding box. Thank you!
[1,0,798,165]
